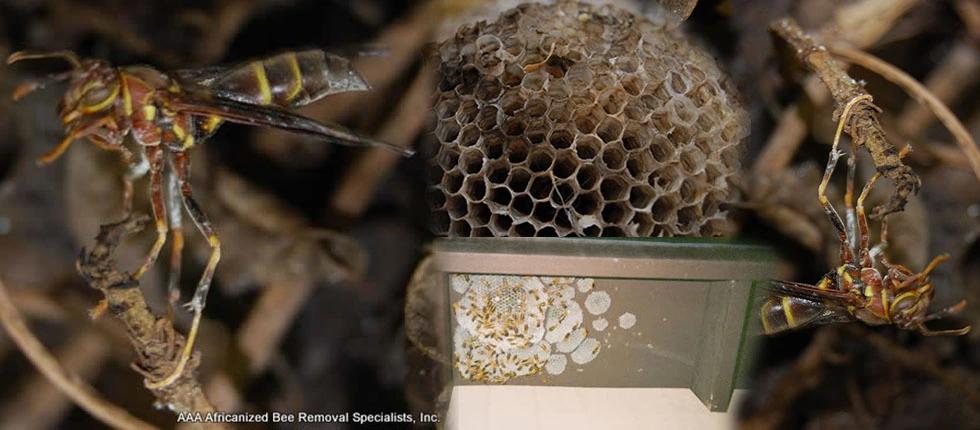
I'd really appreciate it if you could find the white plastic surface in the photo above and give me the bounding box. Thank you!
[447,385,744,430]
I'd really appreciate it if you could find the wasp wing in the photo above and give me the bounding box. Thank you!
[765,279,861,303]
[167,92,413,156]
[171,65,228,86]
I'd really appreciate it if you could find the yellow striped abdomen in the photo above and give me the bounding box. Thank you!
[759,296,836,335]
[207,50,370,108]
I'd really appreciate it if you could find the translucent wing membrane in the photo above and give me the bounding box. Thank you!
[168,92,413,156]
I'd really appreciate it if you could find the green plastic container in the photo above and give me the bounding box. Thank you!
[431,237,776,412]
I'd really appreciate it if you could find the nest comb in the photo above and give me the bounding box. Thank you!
[428,0,748,237]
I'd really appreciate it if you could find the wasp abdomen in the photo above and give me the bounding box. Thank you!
[760,296,829,334]
[209,50,370,109]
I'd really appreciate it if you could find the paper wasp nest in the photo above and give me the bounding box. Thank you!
[452,275,628,383]
[429,1,747,237]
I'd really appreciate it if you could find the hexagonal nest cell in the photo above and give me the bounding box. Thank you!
[428,0,748,237]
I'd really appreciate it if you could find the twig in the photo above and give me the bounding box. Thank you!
[846,373,876,428]
[829,0,921,48]
[50,0,181,67]
[75,215,226,427]
[741,328,837,430]
[847,326,980,409]
[753,0,919,174]
[753,78,827,173]
[1,328,110,429]
[955,0,980,42]
[0,278,157,430]
[190,0,260,64]
[771,18,920,218]
[829,45,980,184]
[329,68,433,218]
[236,280,315,374]
[894,41,980,138]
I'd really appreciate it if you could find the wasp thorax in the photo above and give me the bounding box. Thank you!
[428,0,748,237]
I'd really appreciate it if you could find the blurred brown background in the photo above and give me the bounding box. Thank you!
[0,0,978,429]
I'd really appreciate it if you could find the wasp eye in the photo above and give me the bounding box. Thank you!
[77,81,118,113]
[81,85,108,104]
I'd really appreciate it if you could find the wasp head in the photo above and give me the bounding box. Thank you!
[7,50,118,126]
[57,59,118,126]
[887,255,970,336]
[889,282,933,329]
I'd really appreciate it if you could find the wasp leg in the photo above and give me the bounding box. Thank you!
[875,145,913,269]
[916,254,950,281]
[122,147,149,214]
[856,172,882,267]
[36,116,114,165]
[918,326,971,336]
[917,299,970,337]
[873,216,894,268]
[146,151,220,389]
[133,146,168,280]
[167,164,184,317]
[818,141,852,264]
[37,132,82,166]
[164,165,184,320]
[916,298,971,335]
[844,142,858,257]
[825,95,873,265]
[88,138,142,214]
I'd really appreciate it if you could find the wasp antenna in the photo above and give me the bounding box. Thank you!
[10,71,74,101]
[7,50,81,68]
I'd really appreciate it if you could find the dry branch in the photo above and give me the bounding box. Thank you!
[847,326,980,409]
[75,215,227,428]
[329,68,433,218]
[752,0,919,174]
[1,328,110,429]
[236,279,315,374]
[753,78,828,173]
[894,41,980,138]
[0,278,157,430]
[829,45,980,184]
[741,328,838,430]
[770,18,920,218]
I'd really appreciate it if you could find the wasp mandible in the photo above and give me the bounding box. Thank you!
[760,96,970,336]
[8,49,414,388]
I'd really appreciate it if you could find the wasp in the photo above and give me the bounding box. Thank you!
[8,49,414,388]
[760,96,970,337]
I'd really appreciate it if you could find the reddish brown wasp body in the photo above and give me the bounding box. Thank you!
[8,49,413,388]
[760,97,970,337]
